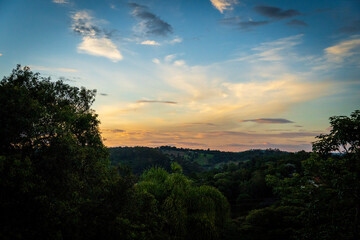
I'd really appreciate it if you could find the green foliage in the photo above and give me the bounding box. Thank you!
[313,110,360,155]
[171,161,183,173]
[109,147,171,174]
[267,110,360,239]
[2,66,358,240]
[0,66,133,239]
[136,167,230,240]
[239,206,302,240]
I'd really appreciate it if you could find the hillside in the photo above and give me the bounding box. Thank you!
[109,146,290,175]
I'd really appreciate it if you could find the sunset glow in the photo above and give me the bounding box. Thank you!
[1,0,359,151]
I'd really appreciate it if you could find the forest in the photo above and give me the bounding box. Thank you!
[1,66,359,240]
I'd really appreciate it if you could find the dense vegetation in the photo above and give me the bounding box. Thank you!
[1,66,359,239]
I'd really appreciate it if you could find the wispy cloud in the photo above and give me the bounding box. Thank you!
[234,34,303,62]
[29,65,78,72]
[102,129,126,133]
[239,118,294,124]
[136,100,177,104]
[224,143,311,151]
[140,40,160,45]
[77,36,123,62]
[165,54,177,62]
[182,122,216,126]
[168,37,182,44]
[210,0,237,14]
[71,10,103,37]
[220,16,269,30]
[53,0,69,4]
[325,36,360,63]
[238,20,269,30]
[339,20,360,33]
[71,10,123,61]
[254,5,301,19]
[100,128,317,152]
[129,3,172,37]
[287,19,308,27]
[312,35,360,71]
[97,34,338,152]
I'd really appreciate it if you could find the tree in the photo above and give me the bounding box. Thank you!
[267,110,360,240]
[312,110,360,155]
[0,65,134,239]
[135,166,231,240]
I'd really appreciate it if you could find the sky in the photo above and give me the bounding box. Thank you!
[1,0,359,152]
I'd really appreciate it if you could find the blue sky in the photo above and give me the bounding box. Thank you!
[1,0,359,151]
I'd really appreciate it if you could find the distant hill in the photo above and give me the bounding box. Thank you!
[109,146,290,175]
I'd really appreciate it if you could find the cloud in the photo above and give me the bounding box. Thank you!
[53,0,69,4]
[136,100,178,104]
[254,5,301,19]
[0,53,2,56]
[141,40,160,45]
[174,60,186,66]
[238,20,269,29]
[185,122,216,126]
[100,93,109,96]
[219,16,243,25]
[77,36,123,62]
[129,3,173,37]
[110,129,125,133]
[175,142,207,147]
[339,20,360,33]
[165,54,177,62]
[239,118,294,124]
[207,131,319,138]
[220,16,269,30]
[100,128,317,152]
[97,34,338,152]
[210,0,237,14]
[325,36,360,63]
[29,65,78,72]
[71,10,103,37]
[152,58,161,64]
[71,10,123,62]
[234,34,303,62]
[168,37,182,44]
[287,19,308,27]
[102,129,125,133]
[224,143,311,151]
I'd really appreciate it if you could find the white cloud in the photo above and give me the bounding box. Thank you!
[140,40,160,46]
[71,10,100,37]
[169,37,182,44]
[152,58,160,64]
[29,65,78,72]
[174,60,186,66]
[165,54,177,62]
[325,36,360,63]
[247,34,303,62]
[71,10,123,62]
[210,0,237,14]
[311,35,360,71]
[53,0,69,4]
[77,37,123,62]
